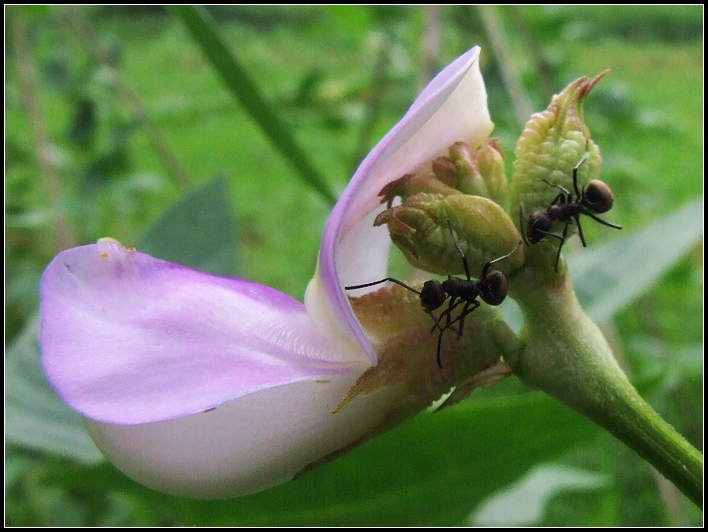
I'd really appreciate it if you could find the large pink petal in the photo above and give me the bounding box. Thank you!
[40,241,366,425]
[307,46,493,364]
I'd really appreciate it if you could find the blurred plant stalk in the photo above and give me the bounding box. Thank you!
[10,12,76,251]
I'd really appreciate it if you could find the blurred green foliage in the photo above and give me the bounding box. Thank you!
[5,5,702,526]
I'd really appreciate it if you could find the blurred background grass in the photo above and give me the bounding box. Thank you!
[5,5,702,526]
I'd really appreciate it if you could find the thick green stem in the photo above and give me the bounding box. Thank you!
[507,259,703,508]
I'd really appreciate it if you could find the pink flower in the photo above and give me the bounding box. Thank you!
[40,46,493,498]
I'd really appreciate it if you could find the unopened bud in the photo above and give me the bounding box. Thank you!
[510,72,607,216]
[476,138,508,204]
[432,139,508,205]
[374,192,524,277]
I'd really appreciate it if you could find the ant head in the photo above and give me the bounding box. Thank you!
[527,211,553,244]
[420,280,446,312]
[479,270,509,306]
[584,180,614,214]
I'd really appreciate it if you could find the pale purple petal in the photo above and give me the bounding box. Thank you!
[40,241,367,425]
[307,46,493,364]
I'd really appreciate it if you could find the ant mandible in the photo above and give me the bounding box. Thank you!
[345,220,521,369]
[519,152,622,272]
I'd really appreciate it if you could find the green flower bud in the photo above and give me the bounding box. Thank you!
[510,72,607,218]
[374,193,524,277]
[476,138,508,204]
[430,157,459,188]
[432,139,508,205]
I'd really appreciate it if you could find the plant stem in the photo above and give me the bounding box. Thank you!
[508,261,703,508]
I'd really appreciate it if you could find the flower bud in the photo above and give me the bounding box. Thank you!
[476,138,508,204]
[433,139,508,205]
[374,192,524,277]
[510,72,608,217]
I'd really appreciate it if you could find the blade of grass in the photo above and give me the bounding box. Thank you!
[171,5,337,205]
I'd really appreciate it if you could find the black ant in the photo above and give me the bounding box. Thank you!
[519,152,621,272]
[345,220,521,369]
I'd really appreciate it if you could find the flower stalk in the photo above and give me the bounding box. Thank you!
[506,255,703,508]
[500,71,703,508]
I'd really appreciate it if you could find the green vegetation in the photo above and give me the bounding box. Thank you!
[6,6,702,526]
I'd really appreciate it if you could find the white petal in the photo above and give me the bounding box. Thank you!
[87,376,399,498]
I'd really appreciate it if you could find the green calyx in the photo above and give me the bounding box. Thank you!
[341,284,520,413]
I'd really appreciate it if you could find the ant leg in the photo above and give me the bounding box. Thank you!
[573,152,589,198]
[575,215,587,247]
[436,327,445,369]
[434,297,472,369]
[424,309,447,334]
[533,227,565,242]
[447,299,468,337]
[446,220,471,280]
[542,180,571,204]
[451,299,480,338]
[345,277,422,295]
[434,298,462,335]
[519,203,530,245]
[584,211,623,230]
[553,222,571,272]
[443,298,456,331]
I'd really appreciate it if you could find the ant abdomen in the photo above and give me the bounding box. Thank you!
[584,179,614,214]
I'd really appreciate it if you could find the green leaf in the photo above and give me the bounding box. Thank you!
[569,197,702,321]
[170,5,337,205]
[138,176,240,276]
[5,315,103,463]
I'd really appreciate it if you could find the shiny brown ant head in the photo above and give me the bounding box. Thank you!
[527,210,554,244]
[479,270,509,306]
[584,179,615,214]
